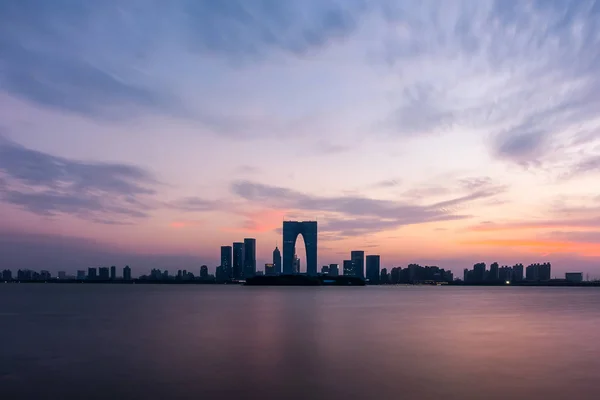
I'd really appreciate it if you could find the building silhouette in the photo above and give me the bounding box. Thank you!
[329,264,339,276]
[293,254,300,274]
[265,263,275,276]
[233,242,245,280]
[565,272,583,283]
[473,262,486,282]
[123,265,131,281]
[244,238,256,278]
[380,268,389,284]
[2,269,12,281]
[200,265,208,279]
[526,262,551,281]
[366,255,381,284]
[351,251,365,279]
[282,221,317,276]
[88,267,97,280]
[221,246,233,280]
[343,260,354,276]
[512,263,524,281]
[489,262,499,281]
[99,267,109,280]
[110,266,116,280]
[321,265,329,274]
[273,246,282,275]
[77,270,86,280]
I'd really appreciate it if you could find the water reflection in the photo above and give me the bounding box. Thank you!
[1,285,600,399]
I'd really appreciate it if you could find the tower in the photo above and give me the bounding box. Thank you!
[282,221,317,276]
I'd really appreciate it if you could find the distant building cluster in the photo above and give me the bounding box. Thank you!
[1,266,132,282]
[462,262,552,283]
[0,221,591,286]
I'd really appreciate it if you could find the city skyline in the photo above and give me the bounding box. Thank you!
[1,1,600,275]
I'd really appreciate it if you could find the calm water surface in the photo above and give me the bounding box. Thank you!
[1,285,599,399]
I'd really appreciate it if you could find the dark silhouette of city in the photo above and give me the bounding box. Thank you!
[1,220,593,286]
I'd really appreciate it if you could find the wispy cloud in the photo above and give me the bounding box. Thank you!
[231,179,504,236]
[0,136,156,223]
[0,0,370,119]
[377,0,600,170]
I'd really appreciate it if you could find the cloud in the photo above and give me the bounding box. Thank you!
[462,238,600,257]
[0,136,157,223]
[169,220,203,229]
[231,179,504,236]
[377,0,600,167]
[313,140,353,155]
[467,217,600,232]
[0,0,370,118]
[564,155,600,179]
[167,197,223,212]
[371,179,401,188]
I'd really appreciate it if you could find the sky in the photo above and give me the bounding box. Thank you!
[1,0,600,277]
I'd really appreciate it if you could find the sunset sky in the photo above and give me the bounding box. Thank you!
[1,0,600,276]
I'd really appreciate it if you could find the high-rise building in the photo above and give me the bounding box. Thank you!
[273,246,282,275]
[244,238,256,278]
[321,265,329,274]
[99,267,109,280]
[489,262,499,281]
[221,246,233,280]
[88,267,97,280]
[40,270,51,280]
[123,265,132,281]
[329,264,339,276]
[366,255,381,284]
[282,221,318,276]
[539,262,551,281]
[473,263,486,282]
[265,263,275,276]
[77,270,86,280]
[58,271,66,280]
[526,264,539,281]
[380,268,389,284]
[200,265,208,279]
[2,269,12,281]
[351,251,365,279]
[110,266,116,280]
[512,264,524,281]
[233,242,245,280]
[343,260,354,276]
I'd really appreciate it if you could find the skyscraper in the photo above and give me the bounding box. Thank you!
[351,251,365,279]
[233,242,245,280]
[244,238,256,278]
[123,265,131,281]
[110,266,116,280]
[273,246,282,275]
[343,260,354,276]
[221,245,233,280]
[282,221,318,276]
[88,267,97,280]
[366,255,381,284]
[77,270,86,280]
